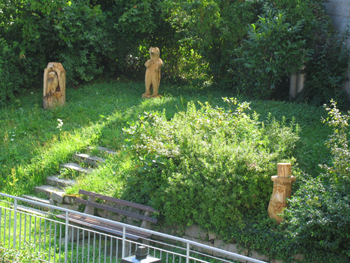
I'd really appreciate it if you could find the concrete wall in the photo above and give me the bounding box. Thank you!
[324,0,350,95]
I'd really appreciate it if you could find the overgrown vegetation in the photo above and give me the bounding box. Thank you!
[122,99,300,232]
[0,0,349,106]
[1,80,343,261]
[283,101,350,260]
[1,0,350,261]
[0,242,44,263]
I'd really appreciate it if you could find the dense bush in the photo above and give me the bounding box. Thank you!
[54,2,109,86]
[283,100,350,259]
[235,7,311,98]
[1,0,348,106]
[164,0,349,103]
[234,0,349,102]
[163,0,260,87]
[0,39,24,106]
[298,36,350,107]
[123,98,299,232]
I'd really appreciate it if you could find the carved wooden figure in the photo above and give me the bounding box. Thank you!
[43,62,66,109]
[143,47,163,98]
[267,163,296,224]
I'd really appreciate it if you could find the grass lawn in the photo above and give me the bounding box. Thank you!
[0,80,331,196]
[0,80,341,262]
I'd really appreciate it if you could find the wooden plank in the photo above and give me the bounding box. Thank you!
[56,213,151,240]
[69,214,151,237]
[76,198,157,223]
[78,190,159,213]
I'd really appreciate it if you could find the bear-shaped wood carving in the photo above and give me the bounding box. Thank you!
[143,47,163,98]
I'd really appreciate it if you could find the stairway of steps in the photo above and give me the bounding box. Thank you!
[19,147,116,215]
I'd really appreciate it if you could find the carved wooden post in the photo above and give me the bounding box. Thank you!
[43,62,66,110]
[267,163,296,224]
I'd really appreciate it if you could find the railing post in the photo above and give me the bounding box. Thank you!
[122,226,126,258]
[65,211,69,263]
[186,242,190,263]
[13,199,17,249]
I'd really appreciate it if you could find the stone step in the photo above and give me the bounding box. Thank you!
[88,146,117,155]
[34,185,65,204]
[98,147,117,155]
[16,205,48,217]
[22,195,50,211]
[59,163,92,174]
[73,153,105,166]
[46,175,76,188]
[56,203,79,211]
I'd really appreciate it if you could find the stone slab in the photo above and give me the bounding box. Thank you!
[208,231,216,241]
[73,153,105,166]
[181,237,214,255]
[63,195,79,204]
[22,195,50,205]
[184,225,207,240]
[250,250,270,261]
[22,195,50,211]
[16,205,48,217]
[60,163,92,173]
[46,175,76,188]
[56,203,79,211]
[34,185,65,203]
[293,253,304,262]
[97,147,117,155]
[213,239,249,261]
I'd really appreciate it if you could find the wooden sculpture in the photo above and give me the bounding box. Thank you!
[267,163,296,224]
[43,62,66,109]
[143,47,163,98]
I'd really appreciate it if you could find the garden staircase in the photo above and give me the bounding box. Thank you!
[18,147,116,215]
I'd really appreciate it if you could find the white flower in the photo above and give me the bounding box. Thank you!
[57,119,64,130]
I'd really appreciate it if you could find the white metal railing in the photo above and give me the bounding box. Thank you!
[0,192,267,263]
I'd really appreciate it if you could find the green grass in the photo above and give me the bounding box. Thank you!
[0,80,331,196]
[0,80,338,262]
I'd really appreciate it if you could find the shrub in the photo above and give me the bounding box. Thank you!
[235,7,311,98]
[123,98,300,232]
[0,0,110,99]
[283,100,350,259]
[0,242,44,263]
[163,0,260,87]
[0,39,24,107]
[298,36,350,108]
[54,3,108,86]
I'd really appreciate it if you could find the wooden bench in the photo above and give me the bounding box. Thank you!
[56,190,159,241]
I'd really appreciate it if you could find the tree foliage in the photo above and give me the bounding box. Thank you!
[0,0,348,105]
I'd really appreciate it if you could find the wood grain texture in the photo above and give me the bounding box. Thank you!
[79,189,158,213]
[277,163,291,177]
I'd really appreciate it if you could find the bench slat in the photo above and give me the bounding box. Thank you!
[56,213,151,240]
[76,198,158,223]
[79,190,158,213]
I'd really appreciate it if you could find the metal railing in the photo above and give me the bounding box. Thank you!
[0,192,267,263]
